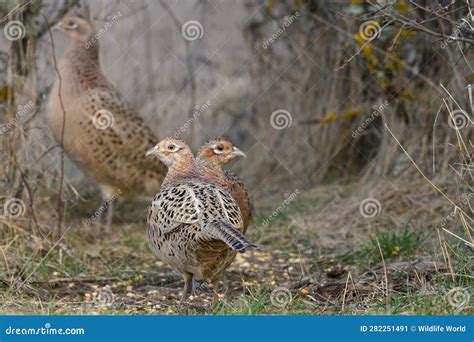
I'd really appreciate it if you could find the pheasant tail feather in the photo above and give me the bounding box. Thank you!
[207,220,258,253]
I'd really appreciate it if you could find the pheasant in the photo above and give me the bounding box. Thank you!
[197,138,252,232]
[47,16,166,230]
[146,138,258,302]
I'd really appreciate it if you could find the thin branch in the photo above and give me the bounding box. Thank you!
[443,228,474,247]
[43,13,66,242]
[158,0,197,144]
[374,2,474,45]
[307,11,443,95]
[387,24,406,52]
[335,19,395,71]
[10,149,41,236]
[384,122,467,215]
[36,0,80,39]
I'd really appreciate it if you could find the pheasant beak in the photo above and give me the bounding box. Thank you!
[146,146,160,157]
[231,146,246,158]
[52,22,62,31]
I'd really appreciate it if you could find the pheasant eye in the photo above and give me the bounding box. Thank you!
[213,145,224,154]
[64,21,78,30]
[167,145,175,151]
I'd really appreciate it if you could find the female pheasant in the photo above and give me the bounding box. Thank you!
[197,138,252,232]
[146,138,257,302]
[47,17,166,230]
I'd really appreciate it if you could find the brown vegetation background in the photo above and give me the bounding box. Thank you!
[0,0,472,314]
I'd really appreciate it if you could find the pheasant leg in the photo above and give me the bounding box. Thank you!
[104,200,114,234]
[210,277,222,309]
[222,272,229,294]
[181,272,193,303]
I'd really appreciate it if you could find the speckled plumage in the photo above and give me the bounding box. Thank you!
[197,139,252,232]
[146,139,257,301]
[47,17,166,203]
[147,182,254,277]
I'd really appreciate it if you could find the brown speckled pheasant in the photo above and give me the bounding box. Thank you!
[47,17,166,230]
[146,138,257,302]
[197,138,252,232]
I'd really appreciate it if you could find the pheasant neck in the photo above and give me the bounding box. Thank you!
[162,158,196,188]
[61,39,109,91]
[194,158,228,188]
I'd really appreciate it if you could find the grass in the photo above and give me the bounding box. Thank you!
[0,184,472,316]
[354,226,423,266]
[215,290,269,315]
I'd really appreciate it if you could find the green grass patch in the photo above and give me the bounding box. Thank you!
[355,226,423,266]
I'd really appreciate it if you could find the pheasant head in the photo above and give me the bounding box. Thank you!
[146,138,194,169]
[198,138,246,166]
[57,17,95,42]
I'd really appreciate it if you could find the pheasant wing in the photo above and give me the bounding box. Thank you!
[82,88,166,174]
[148,183,204,234]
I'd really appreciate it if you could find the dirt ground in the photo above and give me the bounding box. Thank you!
[1,177,471,315]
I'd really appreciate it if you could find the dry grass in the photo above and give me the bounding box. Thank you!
[0,170,471,315]
[0,0,472,315]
